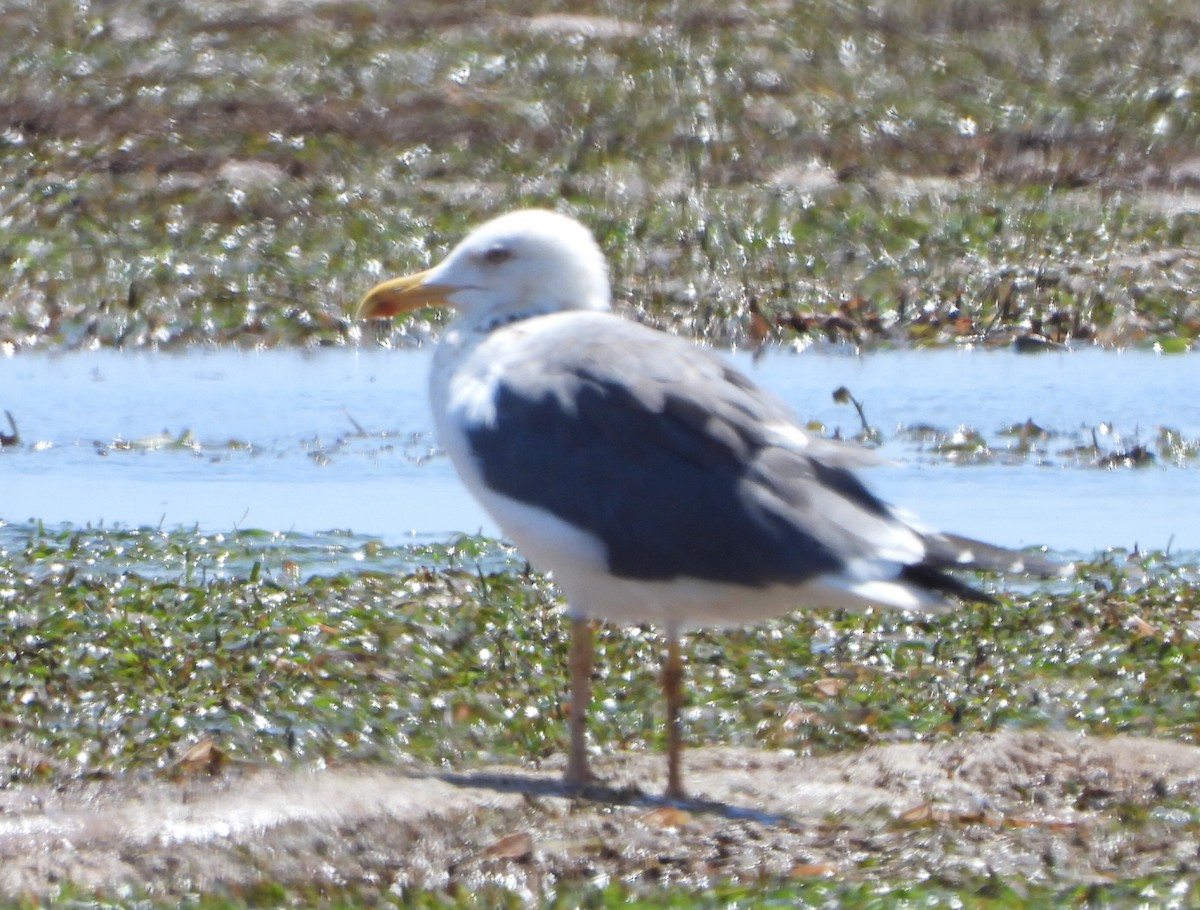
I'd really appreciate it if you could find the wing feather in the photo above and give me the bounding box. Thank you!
[460,316,925,587]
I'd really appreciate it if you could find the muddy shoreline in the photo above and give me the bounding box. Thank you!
[5,731,1199,899]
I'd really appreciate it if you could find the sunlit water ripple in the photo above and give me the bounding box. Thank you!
[3,345,1199,566]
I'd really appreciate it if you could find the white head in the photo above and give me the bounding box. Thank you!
[356,210,611,327]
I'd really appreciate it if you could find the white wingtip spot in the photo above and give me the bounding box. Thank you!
[842,580,953,614]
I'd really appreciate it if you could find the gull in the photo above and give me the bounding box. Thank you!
[356,209,1057,800]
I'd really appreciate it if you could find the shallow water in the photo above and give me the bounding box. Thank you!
[2,345,1198,558]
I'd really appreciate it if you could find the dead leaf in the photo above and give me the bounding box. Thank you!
[175,738,228,775]
[955,808,1000,827]
[899,802,941,824]
[1129,615,1159,638]
[482,831,533,860]
[640,806,693,829]
[812,678,846,698]
[789,861,837,877]
[783,706,821,729]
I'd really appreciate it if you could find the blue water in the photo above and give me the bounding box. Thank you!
[2,345,1198,556]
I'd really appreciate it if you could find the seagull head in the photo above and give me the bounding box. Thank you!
[356,209,611,327]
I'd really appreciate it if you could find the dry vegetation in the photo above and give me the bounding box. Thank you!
[0,0,1197,351]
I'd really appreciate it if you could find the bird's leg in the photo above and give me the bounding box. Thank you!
[663,632,685,800]
[565,615,594,788]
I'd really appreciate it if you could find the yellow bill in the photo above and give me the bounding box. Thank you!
[355,269,452,320]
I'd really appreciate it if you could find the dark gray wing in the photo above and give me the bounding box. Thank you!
[464,320,937,589]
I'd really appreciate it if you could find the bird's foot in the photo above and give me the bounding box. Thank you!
[663,783,687,803]
[563,763,601,793]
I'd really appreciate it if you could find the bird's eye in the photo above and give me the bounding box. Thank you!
[482,246,512,265]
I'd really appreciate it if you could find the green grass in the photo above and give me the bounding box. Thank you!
[4,524,1196,785]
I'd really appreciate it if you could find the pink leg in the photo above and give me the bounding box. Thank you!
[565,616,594,788]
[663,633,685,800]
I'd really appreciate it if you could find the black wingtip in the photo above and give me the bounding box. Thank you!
[899,563,999,605]
[902,531,1072,606]
[927,532,1069,578]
